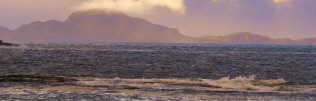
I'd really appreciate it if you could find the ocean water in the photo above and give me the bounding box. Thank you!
[0,42,316,83]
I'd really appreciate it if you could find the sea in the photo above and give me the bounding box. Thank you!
[0,42,316,83]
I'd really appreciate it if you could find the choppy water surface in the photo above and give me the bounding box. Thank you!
[1,42,316,83]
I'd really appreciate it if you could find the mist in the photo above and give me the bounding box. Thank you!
[74,0,185,14]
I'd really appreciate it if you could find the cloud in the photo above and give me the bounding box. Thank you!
[211,0,231,2]
[210,0,238,4]
[273,0,291,3]
[74,0,185,14]
[210,0,220,2]
[211,0,291,4]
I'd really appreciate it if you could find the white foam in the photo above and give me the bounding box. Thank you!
[18,45,29,48]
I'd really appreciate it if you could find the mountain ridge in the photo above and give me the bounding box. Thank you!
[5,9,193,42]
[0,9,315,45]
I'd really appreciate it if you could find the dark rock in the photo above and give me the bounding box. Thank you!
[0,40,19,46]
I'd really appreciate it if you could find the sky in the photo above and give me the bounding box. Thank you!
[0,0,315,39]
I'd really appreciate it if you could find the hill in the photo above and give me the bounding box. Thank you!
[0,26,10,34]
[199,32,316,45]
[5,9,194,42]
[0,26,11,39]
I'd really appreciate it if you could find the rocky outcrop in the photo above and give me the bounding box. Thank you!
[0,40,19,46]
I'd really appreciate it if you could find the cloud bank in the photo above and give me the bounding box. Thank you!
[74,0,185,14]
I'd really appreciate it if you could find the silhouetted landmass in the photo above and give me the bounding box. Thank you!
[199,32,274,44]
[0,9,315,45]
[0,40,19,46]
[0,26,11,39]
[296,38,316,45]
[1,9,193,43]
[0,26,9,33]
[199,32,316,45]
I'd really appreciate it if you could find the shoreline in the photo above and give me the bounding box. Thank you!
[0,75,315,100]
